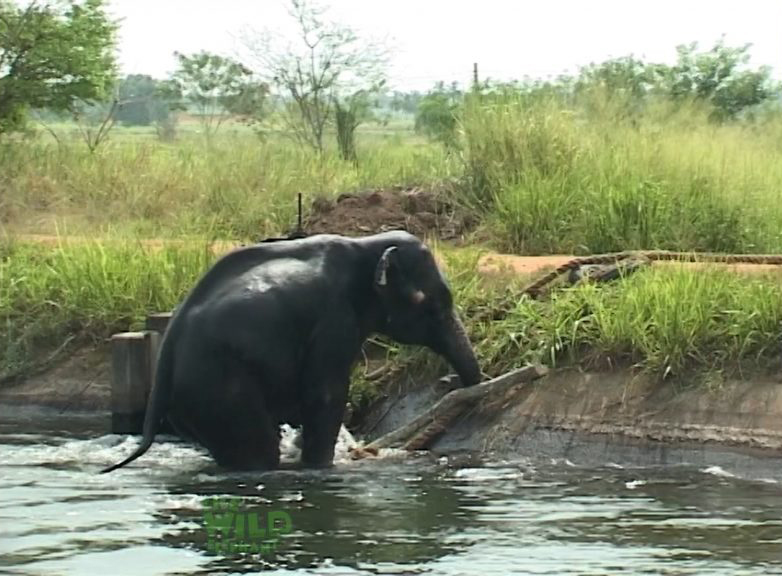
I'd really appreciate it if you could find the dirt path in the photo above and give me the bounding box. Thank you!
[478,252,782,279]
[11,234,782,281]
[8,183,782,280]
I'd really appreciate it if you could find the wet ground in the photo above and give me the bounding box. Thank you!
[2,407,781,575]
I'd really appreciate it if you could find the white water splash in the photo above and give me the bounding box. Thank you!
[453,467,524,482]
[0,423,407,477]
[0,433,211,470]
[276,424,407,466]
[701,465,737,479]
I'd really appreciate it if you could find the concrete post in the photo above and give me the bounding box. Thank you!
[145,311,173,335]
[111,331,159,434]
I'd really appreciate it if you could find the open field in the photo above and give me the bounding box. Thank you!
[3,95,782,407]
[6,96,782,253]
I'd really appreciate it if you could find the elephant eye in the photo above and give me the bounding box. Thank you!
[411,289,426,305]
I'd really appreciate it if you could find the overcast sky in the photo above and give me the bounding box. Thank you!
[107,0,782,91]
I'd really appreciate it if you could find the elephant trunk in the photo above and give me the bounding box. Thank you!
[439,311,482,387]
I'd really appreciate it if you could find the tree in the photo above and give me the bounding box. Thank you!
[240,0,388,154]
[569,56,664,122]
[414,82,462,149]
[0,0,117,134]
[71,96,118,152]
[169,50,267,138]
[334,87,380,162]
[575,56,663,101]
[665,39,774,120]
[115,74,175,127]
[390,90,423,115]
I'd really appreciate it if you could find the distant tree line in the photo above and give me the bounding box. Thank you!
[2,0,779,158]
[411,39,781,148]
[1,0,388,159]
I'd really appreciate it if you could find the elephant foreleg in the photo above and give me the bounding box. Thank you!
[300,385,349,468]
[298,319,359,468]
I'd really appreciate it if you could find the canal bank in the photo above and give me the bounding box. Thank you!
[3,341,782,466]
[4,216,782,466]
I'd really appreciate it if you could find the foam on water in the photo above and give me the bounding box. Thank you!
[452,466,525,482]
[700,465,737,479]
[0,433,210,470]
[699,464,780,486]
[278,424,407,466]
[0,423,407,476]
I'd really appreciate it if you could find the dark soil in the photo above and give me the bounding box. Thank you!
[303,186,477,241]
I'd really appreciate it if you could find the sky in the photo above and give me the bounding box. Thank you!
[108,0,782,92]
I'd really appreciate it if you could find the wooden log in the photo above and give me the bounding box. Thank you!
[110,331,159,434]
[363,363,548,453]
[145,312,173,335]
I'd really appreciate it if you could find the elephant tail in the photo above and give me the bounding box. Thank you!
[99,324,177,474]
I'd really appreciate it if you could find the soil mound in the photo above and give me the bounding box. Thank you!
[304,187,475,241]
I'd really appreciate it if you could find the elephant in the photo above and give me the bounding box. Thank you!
[100,230,482,474]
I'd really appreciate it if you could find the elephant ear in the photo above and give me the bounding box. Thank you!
[374,246,400,290]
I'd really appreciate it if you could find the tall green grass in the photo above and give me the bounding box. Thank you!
[0,237,216,379]
[3,239,781,405]
[459,91,782,254]
[389,247,782,387]
[0,131,456,239]
[5,99,782,256]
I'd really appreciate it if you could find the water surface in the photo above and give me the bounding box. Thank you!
[1,410,781,575]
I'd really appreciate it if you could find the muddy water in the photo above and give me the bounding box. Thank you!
[1,409,782,575]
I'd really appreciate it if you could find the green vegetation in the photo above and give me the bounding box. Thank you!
[0,132,454,238]
[5,87,782,255]
[440,248,782,378]
[115,75,177,130]
[0,237,214,381]
[240,0,389,155]
[460,91,782,254]
[414,82,461,149]
[168,51,267,139]
[0,0,117,134]
[4,239,782,409]
[2,0,782,409]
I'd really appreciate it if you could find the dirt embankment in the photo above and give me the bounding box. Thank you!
[303,186,477,241]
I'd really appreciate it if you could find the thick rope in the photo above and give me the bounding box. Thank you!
[520,250,782,299]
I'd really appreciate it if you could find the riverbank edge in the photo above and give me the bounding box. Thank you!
[423,367,782,457]
[3,344,781,457]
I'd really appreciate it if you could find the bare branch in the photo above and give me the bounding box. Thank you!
[236,0,389,154]
[72,97,118,153]
[34,117,61,146]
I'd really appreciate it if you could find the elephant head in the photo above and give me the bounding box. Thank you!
[373,240,482,387]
